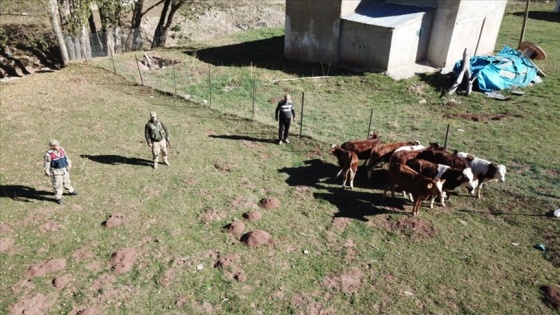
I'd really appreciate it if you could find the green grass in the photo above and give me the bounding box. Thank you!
[1,2,559,314]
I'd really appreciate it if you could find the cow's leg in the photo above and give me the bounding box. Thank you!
[430,195,436,209]
[349,169,355,189]
[476,182,484,199]
[413,199,421,216]
[336,169,342,178]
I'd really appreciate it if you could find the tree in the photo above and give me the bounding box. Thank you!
[126,0,164,51]
[48,0,69,65]
[151,0,186,48]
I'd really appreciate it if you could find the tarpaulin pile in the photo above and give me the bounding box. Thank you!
[453,46,539,92]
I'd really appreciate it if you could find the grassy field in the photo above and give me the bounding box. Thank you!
[1,2,559,314]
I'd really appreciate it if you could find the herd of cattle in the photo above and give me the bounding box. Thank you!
[330,132,507,216]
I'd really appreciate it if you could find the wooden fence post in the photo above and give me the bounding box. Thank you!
[299,91,304,137]
[134,55,144,86]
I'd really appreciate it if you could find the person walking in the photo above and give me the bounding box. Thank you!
[44,139,78,204]
[275,94,296,145]
[145,111,170,169]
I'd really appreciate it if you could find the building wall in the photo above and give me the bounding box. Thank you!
[339,20,392,70]
[284,0,343,63]
[388,11,434,70]
[428,0,506,68]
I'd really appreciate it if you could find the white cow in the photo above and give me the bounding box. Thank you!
[454,151,507,199]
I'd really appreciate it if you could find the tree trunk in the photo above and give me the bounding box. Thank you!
[47,0,69,65]
[151,0,171,48]
[151,0,183,48]
[127,0,145,51]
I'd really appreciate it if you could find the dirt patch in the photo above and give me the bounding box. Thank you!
[52,274,71,290]
[240,230,275,247]
[0,237,16,253]
[214,254,235,268]
[26,258,66,278]
[406,83,427,96]
[541,285,560,310]
[69,307,100,315]
[383,216,436,239]
[243,211,262,222]
[91,274,116,292]
[322,267,364,294]
[72,246,95,262]
[225,220,245,236]
[294,186,313,198]
[232,269,247,282]
[199,208,227,224]
[259,197,280,210]
[0,223,15,233]
[110,248,138,274]
[332,217,351,231]
[158,268,176,287]
[40,220,63,232]
[544,230,560,268]
[443,113,522,121]
[10,293,55,315]
[102,213,124,228]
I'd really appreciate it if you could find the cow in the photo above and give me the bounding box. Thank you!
[365,140,421,180]
[340,131,380,162]
[384,163,445,216]
[454,151,507,199]
[406,158,473,208]
[416,147,469,170]
[330,145,359,189]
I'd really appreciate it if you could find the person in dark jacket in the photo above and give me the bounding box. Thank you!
[145,112,170,169]
[275,94,296,145]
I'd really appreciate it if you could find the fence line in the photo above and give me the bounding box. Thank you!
[92,54,461,147]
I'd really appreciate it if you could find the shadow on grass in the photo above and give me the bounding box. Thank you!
[183,36,355,77]
[0,185,53,202]
[456,209,549,217]
[278,159,405,220]
[209,134,276,144]
[316,189,405,222]
[80,155,153,166]
[512,10,560,23]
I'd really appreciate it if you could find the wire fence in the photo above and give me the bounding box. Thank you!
[90,50,493,151]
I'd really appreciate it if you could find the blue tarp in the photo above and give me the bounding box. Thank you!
[453,46,538,92]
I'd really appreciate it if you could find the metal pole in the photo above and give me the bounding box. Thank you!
[134,55,144,86]
[518,0,530,48]
[109,49,116,73]
[367,108,374,138]
[173,62,177,97]
[299,91,304,137]
[252,79,256,120]
[444,124,450,150]
[208,65,212,107]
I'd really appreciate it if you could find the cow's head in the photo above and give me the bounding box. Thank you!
[496,164,507,182]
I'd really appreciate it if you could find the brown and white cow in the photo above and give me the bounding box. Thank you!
[331,145,359,189]
[340,131,380,163]
[406,158,472,208]
[384,163,445,216]
[454,151,507,199]
[365,140,420,180]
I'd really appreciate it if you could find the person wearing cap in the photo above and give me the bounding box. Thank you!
[145,111,170,169]
[44,140,78,204]
[275,94,296,145]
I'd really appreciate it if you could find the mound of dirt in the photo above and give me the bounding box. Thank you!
[102,213,124,228]
[214,254,235,268]
[110,248,138,274]
[383,216,436,239]
[243,211,262,222]
[259,197,280,210]
[225,220,245,236]
[25,258,66,278]
[542,285,560,309]
[240,230,274,247]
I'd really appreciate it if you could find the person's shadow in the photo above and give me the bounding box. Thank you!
[0,185,53,202]
[80,155,153,166]
[208,134,276,144]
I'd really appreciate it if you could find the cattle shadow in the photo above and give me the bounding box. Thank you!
[208,134,276,144]
[80,155,153,166]
[278,159,340,189]
[183,36,355,77]
[315,189,405,222]
[0,185,53,202]
[512,10,560,23]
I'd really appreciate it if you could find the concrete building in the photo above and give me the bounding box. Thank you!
[284,0,507,78]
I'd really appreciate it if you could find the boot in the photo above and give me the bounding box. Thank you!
[153,161,158,169]
[163,157,170,166]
